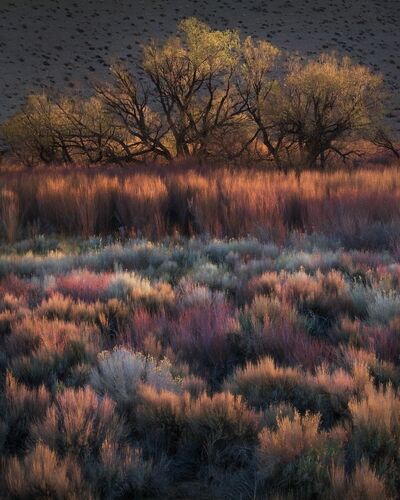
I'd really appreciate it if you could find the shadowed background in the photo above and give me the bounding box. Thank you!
[0,0,399,129]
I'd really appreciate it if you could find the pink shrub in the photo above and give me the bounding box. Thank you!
[0,275,41,305]
[366,320,400,364]
[55,270,112,302]
[261,319,334,371]
[341,318,400,365]
[169,300,238,379]
[118,308,167,352]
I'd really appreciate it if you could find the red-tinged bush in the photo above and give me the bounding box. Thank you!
[115,175,168,239]
[260,318,334,371]
[117,307,168,353]
[339,317,400,365]
[94,441,170,499]
[366,324,400,365]
[0,275,40,306]
[55,270,112,302]
[0,164,400,242]
[0,189,19,244]
[235,296,332,371]
[169,300,240,382]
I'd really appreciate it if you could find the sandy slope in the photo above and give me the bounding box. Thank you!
[0,0,399,129]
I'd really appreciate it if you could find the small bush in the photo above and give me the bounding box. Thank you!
[2,372,50,454]
[5,443,86,499]
[32,386,126,458]
[185,391,261,468]
[258,411,341,497]
[90,348,180,408]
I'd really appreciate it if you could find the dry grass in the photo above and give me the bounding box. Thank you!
[0,163,400,244]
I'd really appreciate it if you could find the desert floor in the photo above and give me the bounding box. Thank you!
[0,0,399,129]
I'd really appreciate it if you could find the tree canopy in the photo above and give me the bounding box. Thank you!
[1,18,393,169]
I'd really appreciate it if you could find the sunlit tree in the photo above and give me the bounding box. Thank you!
[1,19,391,168]
[237,37,284,166]
[97,18,245,161]
[1,94,66,166]
[279,54,384,168]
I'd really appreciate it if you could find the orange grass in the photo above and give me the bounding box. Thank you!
[1,162,400,242]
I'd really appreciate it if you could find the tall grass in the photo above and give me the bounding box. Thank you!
[1,163,400,245]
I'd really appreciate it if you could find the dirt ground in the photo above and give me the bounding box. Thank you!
[0,0,399,129]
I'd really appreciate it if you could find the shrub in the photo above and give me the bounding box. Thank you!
[347,460,391,499]
[5,443,86,499]
[32,386,126,458]
[367,290,400,324]
[227,356,307,409]
[135,384,187,455]
[2,372,50,454]
[90,348,179,408]
[170,300,239,381]
[95,441,170,499]
[228,356,360,428]
[8,318,99,387]
[37,292,73,320]
[55,270,111,302]
[349,383,400,492]
[258,411,341,497]
[105,272,175,309]
[185,391,261,468]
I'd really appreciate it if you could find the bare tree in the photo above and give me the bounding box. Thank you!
[95,66,173,161]
[371,127,399,159]
[54,96,136,164]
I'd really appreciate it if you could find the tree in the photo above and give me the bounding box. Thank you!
[279,54,385,169]
[1,94,65,166]
[371,127,399,159]
[1,20,391,169]
[95,65,173,162]
[54,96,130,164]
[97,18,246,161]
[237,37,285,167]
[1,93,129,166]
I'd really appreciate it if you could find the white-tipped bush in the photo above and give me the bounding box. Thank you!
[105,272,152,299]
[90,348,180,406]
[367,290,400,324]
